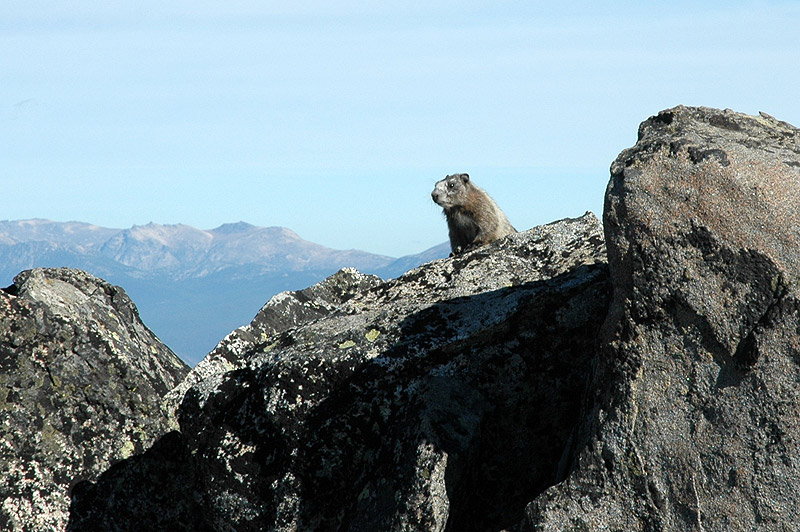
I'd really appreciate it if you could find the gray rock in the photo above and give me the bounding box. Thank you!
[164,266,385,414]
[70,213,610,531]
[524,106,800,530]
[0,268,188,531]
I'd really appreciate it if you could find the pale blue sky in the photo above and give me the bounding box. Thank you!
[3,1,799,256]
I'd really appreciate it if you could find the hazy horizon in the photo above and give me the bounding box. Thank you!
[4,1,799,257]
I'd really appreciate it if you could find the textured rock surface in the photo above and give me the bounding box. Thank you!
[0,268,189,531]
[69,214,610,531]
[525,107,800,530]
[164,267,385,413]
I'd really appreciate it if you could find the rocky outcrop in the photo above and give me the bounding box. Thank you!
[163,266,386,414]
[13,105,800,532]
[67,214,609,531]
[0,268,188,531]
[525,106,800,530]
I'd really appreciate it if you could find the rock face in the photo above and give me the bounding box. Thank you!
[525,106,800,530]
[0,268,188,531]
[68,214,610,531]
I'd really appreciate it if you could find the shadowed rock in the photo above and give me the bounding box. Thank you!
[68,214,609,532]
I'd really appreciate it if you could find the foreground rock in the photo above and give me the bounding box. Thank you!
[68,214,610,531]
[0,268,188,531]
[525,107,800,530]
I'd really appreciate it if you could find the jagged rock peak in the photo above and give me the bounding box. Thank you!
[210,221,257,234]
[164,266,385,413]
[0,267,188,532]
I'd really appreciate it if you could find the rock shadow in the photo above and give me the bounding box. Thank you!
[67,263,610,532]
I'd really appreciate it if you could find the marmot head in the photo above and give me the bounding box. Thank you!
[431,173,470,209]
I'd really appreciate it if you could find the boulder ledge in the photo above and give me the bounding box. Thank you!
[62,105,800,532]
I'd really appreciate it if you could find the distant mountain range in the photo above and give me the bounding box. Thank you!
[0,219,449,365]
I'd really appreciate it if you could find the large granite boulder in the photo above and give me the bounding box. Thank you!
[68,214,610,531]
[0,268,188,531]
[525,107,800,530]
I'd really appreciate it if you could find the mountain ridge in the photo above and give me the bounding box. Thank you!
[0,219,402,279]
[0,219,448,364]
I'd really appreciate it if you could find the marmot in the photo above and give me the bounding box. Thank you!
[431,173,516,255]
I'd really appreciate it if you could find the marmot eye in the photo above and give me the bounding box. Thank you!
[448,182,455,189]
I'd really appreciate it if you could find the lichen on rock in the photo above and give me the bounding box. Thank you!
[0,268,188,532]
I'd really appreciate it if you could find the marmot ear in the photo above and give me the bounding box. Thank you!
[461,174,470,183]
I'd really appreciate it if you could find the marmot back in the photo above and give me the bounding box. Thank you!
[431,173,516,254]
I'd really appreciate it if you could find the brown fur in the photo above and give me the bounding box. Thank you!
[431,173,516,254]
